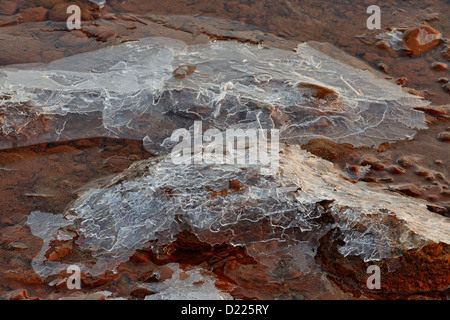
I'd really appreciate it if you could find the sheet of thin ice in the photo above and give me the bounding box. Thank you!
[0,37,428,150]
[142,263,233,300]
[27,144,450,278]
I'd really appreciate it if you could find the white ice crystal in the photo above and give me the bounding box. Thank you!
[0,37,428,150]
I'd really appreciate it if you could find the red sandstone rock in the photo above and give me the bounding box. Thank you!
[0,217,13,225]
[397,155,420,168]
[0,13,21,27]
[395,77,407,87]
[443,44,450,60]
[0,225,26,243]
[4,270,44,285]
[20,7,48,23]
[60,292,108,300]
[402,26,441,56]
[155,265,174,282]
[10,241,28,251]
[83,25,117,42]
[129,250,153,264]
[0,36,41,65]
[431,62,449,71]
[22,0,61,9]
[386,165,405,174]
[48,247,71,261]
[4,289,29,300]
[130,287,152,299]
[0,1,17,15]
[316,232,450,298]
[443,83,450,94]
[360,154,385,170]
[57,31,90,47]
[390,184,424,197]
[437,131,450,141]
[301,139,356,162]
[377,142,390,153]
[48,3,70,22]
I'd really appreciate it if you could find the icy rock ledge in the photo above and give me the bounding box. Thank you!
[1,37,428,150]
[28,145,450,278]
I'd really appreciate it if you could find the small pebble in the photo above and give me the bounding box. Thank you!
[375,60,389,73]
[396,77,407,86]
[10,242,28,251]
[130,288,152,299]
[360,154,385,170]
[437,131,450,141]
[375,40,390,50]
[443,82,450,94]
[443,45,450,60]
[387,165,405,174]
[431,62,449,71]
[397,155,420,168]
[361,177,377,183]
[377,142,390,153]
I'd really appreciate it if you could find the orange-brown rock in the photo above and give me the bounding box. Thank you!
[3,289,29,300]
[444,82,450,94]
[0,1,17,15]
[443,45,450,60]
[130,287,152,299]
[397,155,420,168]
[437,131,450,142]
[301,139,357,162]
[360,154,385,170]
[20,7,48,23]
[316,229,450,298]
[402,26,441,56]
[390,183,424,197]
[432,62,449,72]
[386,165,405,174]
[48,3,70,22]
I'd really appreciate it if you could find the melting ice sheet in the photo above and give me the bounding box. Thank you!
[28,145,450,278]
[0,37,428,150]
[143,263,233,300]
[6,36,442,285]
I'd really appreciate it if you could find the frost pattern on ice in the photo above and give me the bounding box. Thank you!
[142,263,233,300]
[27,145,450,277]
[27,211,90,278]
[1,37,428,150]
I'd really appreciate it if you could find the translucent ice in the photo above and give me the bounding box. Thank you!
[142,263,233,300]
[0,37,428,150]
[28,144,450,277]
